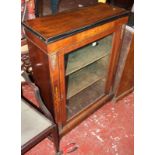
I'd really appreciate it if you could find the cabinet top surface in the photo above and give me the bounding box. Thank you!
[23,3,129,43]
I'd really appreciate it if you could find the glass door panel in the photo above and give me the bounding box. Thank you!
[64,34,113,119]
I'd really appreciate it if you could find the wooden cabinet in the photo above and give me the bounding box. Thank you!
[23,3,129,136]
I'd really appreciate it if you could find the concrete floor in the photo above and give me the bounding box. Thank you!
[22,84,134,155]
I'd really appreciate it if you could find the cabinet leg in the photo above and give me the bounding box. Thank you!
[48,126,60,153]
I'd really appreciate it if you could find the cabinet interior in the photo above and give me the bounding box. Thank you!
[64,34,113,119]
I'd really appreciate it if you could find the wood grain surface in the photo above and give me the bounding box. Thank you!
[23,3,129,43]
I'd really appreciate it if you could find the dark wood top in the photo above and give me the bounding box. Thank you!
[23,3,129,44]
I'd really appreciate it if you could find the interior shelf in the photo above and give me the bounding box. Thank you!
[66,79,105,119]
[65,35,112,76]
[66,57,109,99]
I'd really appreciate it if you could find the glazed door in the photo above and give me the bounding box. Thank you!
[62,33,114,120]
[58,26,124,123]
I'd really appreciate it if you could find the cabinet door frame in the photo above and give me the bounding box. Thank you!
[104,25,125,93]
[57,24,125,126]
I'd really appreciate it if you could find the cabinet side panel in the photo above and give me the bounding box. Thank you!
[27,40,54,116]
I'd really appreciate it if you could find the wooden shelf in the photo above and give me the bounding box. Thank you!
[66,57,109,99]
[65,35,112,75]
[66,79,105,119]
